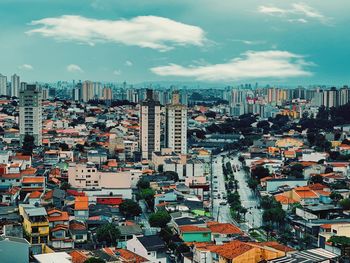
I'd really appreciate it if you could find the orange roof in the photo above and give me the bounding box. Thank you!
[4,186,20,195]
[75,196,89,210]
[115,248,148,263]
[69,221,87,231]
[70,250,89,263]
[1,173,21,179]
[309,183,327,190]
[259,241,295,252]
[48,209,69,222]
[28,191,42,198]
[275,194,298,205]
[179,225,211,233]
[210,240,254,260]
[43,190,53,200]
[21,167,37,175]
[207,222,243,235]
[22,176,45,183]
[294,189,318,198]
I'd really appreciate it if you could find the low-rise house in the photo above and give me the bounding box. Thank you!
[179,225,211,242]
[69,220,88,244]
[74,196,89,221]
[20,205,49,244]
[207,222,243,240]
[127,235,167,263]
[0,236,30,263]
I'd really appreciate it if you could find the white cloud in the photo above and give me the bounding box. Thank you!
[231,39,266,45]
[113,69,121,75]
[258,3,330,24]
[125,60,133,67]
[150,50,313,81]
[18,64,33,70]
[26,15,205,52]
[67,64,84,73]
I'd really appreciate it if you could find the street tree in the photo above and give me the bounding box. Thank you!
[149,211,171,228]
[119,199,142,218]
[96,223,120,246]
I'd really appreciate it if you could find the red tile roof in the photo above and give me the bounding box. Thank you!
[207,222,243,235]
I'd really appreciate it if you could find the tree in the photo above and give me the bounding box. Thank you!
[149,211,171,228]
[85,258,105,263]
[59,142,69,151]
[140,188,155,207]
[251,165,270,180]
[60,182,70,191]
[247,178,259,192]
[340,198,350,210]
[328,236,350,256]
[22,134,35,155]
[238,156,245,163]
[289,163,304,178]
[96,223,120,246]
[119,199,142,218]
[164,171,179,182]
[137,178,150,190]
[330,191,343,204]
[310,174,323,184]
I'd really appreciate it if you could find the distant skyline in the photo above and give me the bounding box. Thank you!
[1,0,349,85]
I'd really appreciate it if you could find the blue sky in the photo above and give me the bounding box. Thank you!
[0,0,349,85]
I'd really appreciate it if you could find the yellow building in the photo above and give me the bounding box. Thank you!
[20,205,49,244]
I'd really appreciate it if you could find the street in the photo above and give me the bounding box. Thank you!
[229,156,263,229]
[211,155,237,224]
[211,154,262,231]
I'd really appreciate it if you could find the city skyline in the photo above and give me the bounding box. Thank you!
[1,0,350,85]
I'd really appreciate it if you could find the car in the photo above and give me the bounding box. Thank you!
[213,189,218,193]
[218,194,221,198]
[213,176,218,179]
[220,201,227,205]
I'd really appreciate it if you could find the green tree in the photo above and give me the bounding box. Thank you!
[96,223,120,246]
[328,236,350,256]
[289,163,304,178]
[251,165,270,180]
[119,199,142,218]
[247,178,259,192]
[330,191,343,205]
[340,198,350,210]
[149,211,171,228]
[85,257,105,263]
[22,134,35,155]
[137,178,150,189]
[140,188,155,207]
[309,174,323,184]
[164,171,179,182]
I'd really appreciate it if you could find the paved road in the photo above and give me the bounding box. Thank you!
[211,155,236,224]
[229,156,263,229]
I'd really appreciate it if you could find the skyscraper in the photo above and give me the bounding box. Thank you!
[140,89,161,160]
[11,74,20,97]
[19,84,43,146]
[101,87,113,101]
[165,91,187,154]
[81,81,94,102]
[0,74,7,96]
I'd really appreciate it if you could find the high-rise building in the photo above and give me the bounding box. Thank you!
[323,87,338,108]
[11,74,20,97]
[101,87,113,101]
[140,89,161,160]
[81,81,94,102]
[19,84,42,146]
[339,86,350,106]
[0,74,7,96]
[165,91,187,155]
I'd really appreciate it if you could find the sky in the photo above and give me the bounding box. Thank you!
[0,0,349,86]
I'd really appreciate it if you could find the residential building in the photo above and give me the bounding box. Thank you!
[19,84,43,145]
[140,89,161,160]
[165,91,187,154]
[11,74,20,97]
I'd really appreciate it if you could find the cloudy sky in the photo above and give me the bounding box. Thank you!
[0,0,349,85]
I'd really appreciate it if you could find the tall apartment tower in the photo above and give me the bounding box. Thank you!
[0,74,7,96]
[140,89,161,160]
[11,74,20,97]
[165,91,187,154]
[81,81,94,102]
[19,84,42,146]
